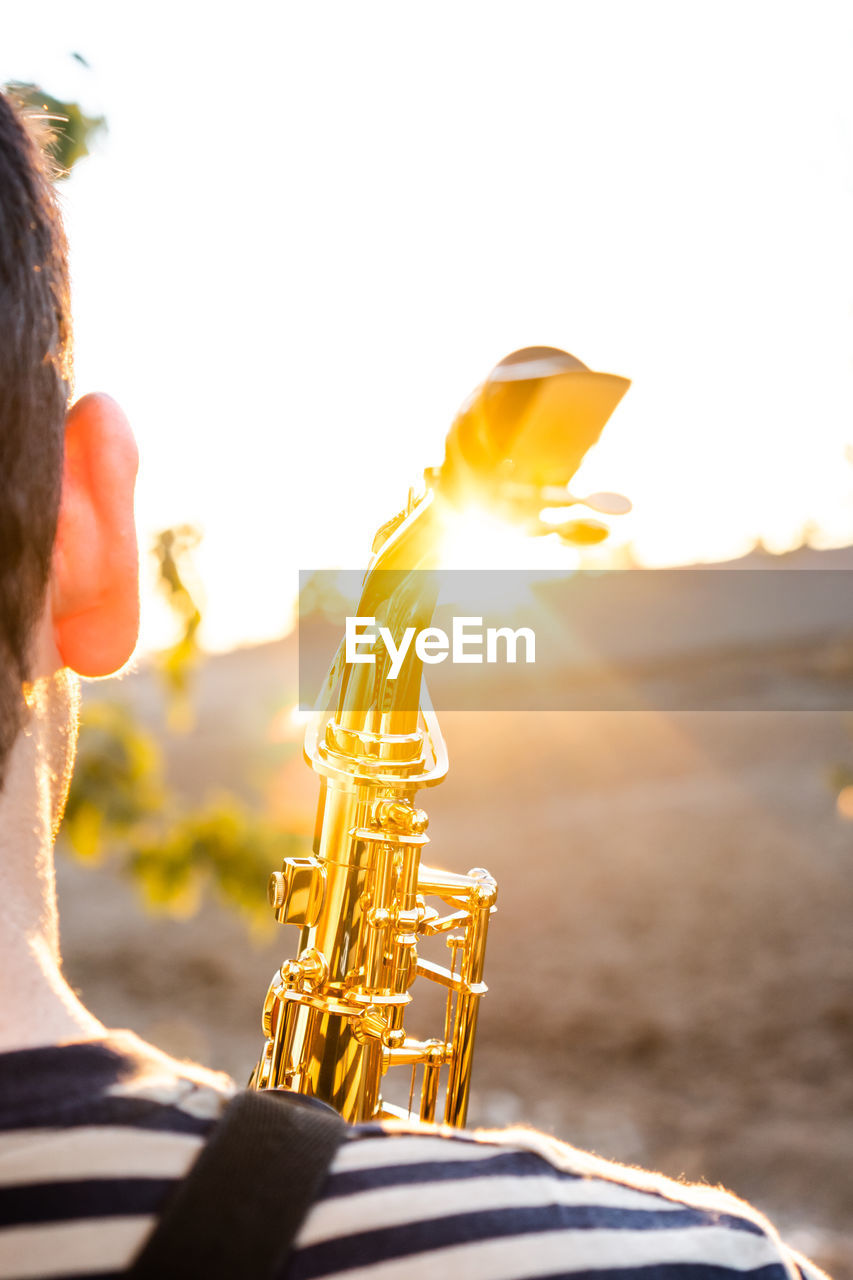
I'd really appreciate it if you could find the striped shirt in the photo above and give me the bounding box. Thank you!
[0,1032,827,1280]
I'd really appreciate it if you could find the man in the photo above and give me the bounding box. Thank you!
[0,89,828,1280]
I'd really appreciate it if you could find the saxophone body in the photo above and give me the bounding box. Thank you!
[250,347,630,1125]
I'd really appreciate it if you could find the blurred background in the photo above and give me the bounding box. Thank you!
[4,3,853,1275]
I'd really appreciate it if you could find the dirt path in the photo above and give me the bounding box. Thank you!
[57,647,853,1278]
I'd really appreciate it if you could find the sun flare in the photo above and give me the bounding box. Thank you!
[438,506,580,574]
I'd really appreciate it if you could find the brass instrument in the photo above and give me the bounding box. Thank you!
[250,346,630,1125]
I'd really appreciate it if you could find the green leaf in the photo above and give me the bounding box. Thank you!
[5,82,106,176]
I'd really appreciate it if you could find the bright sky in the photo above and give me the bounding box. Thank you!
[5,2,853,653]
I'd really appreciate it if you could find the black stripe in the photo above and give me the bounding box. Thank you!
[289,1203,767,1280]
[1,1097,215,1136]
[0,1037,225,1122]
[26,1273,127,1280]
[324,1149,572,1196]
[346,1122,387,1139]
[509,1267,790,1280]
[34,1273,127,1280]
[0,1177,174,1227]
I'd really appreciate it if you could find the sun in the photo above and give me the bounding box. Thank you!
[438,505,579,574]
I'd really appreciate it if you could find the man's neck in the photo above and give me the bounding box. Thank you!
[0,925,105,1053]
[0,670,105,1053]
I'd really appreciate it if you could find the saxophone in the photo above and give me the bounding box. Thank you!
[250,346,630,1125]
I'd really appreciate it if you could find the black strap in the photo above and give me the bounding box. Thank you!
[127,1089,346,1280]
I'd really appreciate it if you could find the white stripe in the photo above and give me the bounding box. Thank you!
[350,1126,771,1229]
[298,1170,684,1248]
[0,1126,204,1187]
[788,1247,833,1280]
[338,1133,765,1233]
[105,1077,230,1120]
[104,1031,236,1098]
[470,1127,779,1227]
[306,1223,786,1280]
[0,1216,152,1279]
[338,1134,501,1171]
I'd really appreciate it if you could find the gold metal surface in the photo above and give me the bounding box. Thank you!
[250,346,630,1125]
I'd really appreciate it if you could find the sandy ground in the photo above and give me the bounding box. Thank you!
[56,629,853,1278]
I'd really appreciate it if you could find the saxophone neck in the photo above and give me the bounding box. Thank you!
[335,486,445,738]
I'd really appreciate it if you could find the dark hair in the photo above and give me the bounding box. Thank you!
[0,90,72,786]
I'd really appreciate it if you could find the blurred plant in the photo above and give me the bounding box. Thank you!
[830,754,853,822]
[5,81,106,176]
[60,526,301,930]
[299,570,354,621]
[63,704,298,930]
[152,525,204,730]
[129,800,299,924]
[62,701,164,863]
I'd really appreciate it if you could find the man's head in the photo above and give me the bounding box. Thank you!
[0,90,139,794]
[0,91,70,785]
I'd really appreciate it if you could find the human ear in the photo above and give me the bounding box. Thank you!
[51,394,140,677]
